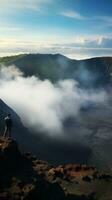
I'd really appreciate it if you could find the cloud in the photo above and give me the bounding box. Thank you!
[96,16,112,27]
[0,0,53,11]
[0,65,107,136]
[0,35,112,59]
[0,27,23,32]
[60,10,86,20]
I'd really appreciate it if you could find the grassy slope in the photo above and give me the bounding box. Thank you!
[0,54,26,64]
[0,54,111,86]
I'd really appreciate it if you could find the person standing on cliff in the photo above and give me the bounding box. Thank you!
[3,114,13,138]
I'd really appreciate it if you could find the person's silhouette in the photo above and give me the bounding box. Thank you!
[4,114,13,138]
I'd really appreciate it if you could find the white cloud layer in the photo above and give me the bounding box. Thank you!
[0,0,53,11]
[0,66,107,136]
[0,35,112,59]
[60,10,85,20]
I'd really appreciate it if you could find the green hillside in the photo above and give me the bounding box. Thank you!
[0,54,111,87]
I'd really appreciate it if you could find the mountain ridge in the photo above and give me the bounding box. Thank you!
[0,53,112,62]
[0,53,111,87]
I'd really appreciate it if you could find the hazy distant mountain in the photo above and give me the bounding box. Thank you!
[0,54,112,87]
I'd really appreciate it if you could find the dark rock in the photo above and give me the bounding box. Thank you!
[82,176,92,182]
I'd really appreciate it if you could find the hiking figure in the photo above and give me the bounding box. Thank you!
[4,114,13,138]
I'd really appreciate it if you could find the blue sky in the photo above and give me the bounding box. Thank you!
[0,0,112,59]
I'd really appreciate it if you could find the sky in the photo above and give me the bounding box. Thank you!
[0,0,112,59]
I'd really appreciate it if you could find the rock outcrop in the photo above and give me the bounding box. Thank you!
[0,137,66,200]
[0,137,112,200]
